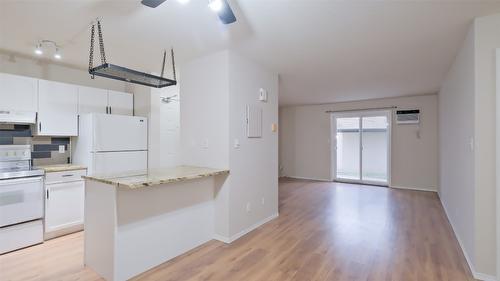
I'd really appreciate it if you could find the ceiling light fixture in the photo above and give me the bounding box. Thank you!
[54,48,62,60]
[177,0,189,4]
[208,0,223,12]
[34,44,43,55]
[34,40,62,60]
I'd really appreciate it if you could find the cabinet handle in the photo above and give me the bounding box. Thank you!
[109,106,112,114]
[62,174,74,177]
[39,122,42,132]
[106,106,109,114]
[46,189,49,199]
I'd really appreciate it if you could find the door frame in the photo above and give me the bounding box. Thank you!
[330,109,392,186]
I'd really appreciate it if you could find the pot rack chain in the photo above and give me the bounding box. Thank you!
[88,20,107,75]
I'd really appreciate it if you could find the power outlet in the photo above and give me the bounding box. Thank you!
[246,202,251,213]
[58,145,66,153]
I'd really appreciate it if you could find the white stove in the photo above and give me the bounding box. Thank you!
[0,145,45,254]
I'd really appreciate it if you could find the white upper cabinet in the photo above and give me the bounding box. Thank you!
[37,80,78,136]
[78,86,108,115]
[0,73,38,112]
[108,90,133,116]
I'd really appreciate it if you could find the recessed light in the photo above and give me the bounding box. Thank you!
[177,0,189,4]
[208,0,223,12]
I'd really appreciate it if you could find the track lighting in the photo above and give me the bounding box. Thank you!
[34,40,62,60]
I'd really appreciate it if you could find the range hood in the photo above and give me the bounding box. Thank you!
[0,110,36,124]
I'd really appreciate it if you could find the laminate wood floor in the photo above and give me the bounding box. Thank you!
[0,179,474,281]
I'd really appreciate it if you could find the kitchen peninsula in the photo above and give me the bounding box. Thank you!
[83,166,229,281]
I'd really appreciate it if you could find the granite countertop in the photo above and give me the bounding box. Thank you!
[83,166,230,189]
[36,164,87,173]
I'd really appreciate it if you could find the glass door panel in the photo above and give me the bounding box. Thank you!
[336,117,360,181]
[361,116,389,184]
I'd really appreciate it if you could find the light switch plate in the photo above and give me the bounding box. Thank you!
[58,145,65,153]
[259,88,268,102]
[234,139,240,149]
[271,123,278,132]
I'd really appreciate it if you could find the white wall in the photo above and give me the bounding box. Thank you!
[438,23,476,274]
[474,14,500,277]
[439,13,500,279]
[0,51,127,92]
[227,52,279,236]
[180,51,230,169]
[279,94,439,190]
[180,50,279,240]
[180,51,231,238]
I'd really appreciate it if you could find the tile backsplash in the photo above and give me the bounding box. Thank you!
[0,124,71,166]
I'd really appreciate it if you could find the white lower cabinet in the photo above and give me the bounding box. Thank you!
[44,169,86,239]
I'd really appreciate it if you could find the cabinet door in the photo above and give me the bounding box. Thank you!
[108,90,133,116]
[37,80,78,136]
[78,86,108,115]
[45,181,84,233]
[0,73,38,111]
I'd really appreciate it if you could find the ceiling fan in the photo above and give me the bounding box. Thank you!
[141,0,237,25]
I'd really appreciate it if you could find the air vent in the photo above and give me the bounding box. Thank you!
[396,110,420,124]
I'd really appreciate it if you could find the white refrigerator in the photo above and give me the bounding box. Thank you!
[73,114,148,175]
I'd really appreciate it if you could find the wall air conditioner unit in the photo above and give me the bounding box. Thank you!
[396,109,420,124]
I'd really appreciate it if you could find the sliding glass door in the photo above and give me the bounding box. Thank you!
[332,110,391,186]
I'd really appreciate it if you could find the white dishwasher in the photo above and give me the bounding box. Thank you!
[44,169,87,239]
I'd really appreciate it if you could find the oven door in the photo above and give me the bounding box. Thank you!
[0,176,44,227]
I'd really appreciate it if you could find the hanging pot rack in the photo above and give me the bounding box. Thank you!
[88,19,177,88]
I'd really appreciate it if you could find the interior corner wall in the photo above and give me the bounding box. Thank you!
[279,94,439,191]
[438,23,476,274]
[227,51,279,237]
[179,50,279,240]
[0,51,127,92]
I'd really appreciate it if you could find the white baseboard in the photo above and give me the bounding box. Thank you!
[213,213,279,244]
[285,176,331,182]
[390,185,437,193]
[475,273,498,281]
[439,195,497,281]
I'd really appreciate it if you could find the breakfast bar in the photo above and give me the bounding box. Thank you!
[83,166,229,281]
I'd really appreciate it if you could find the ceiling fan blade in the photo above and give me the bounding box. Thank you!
[141,0,167,8]
[218,0,237,25]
